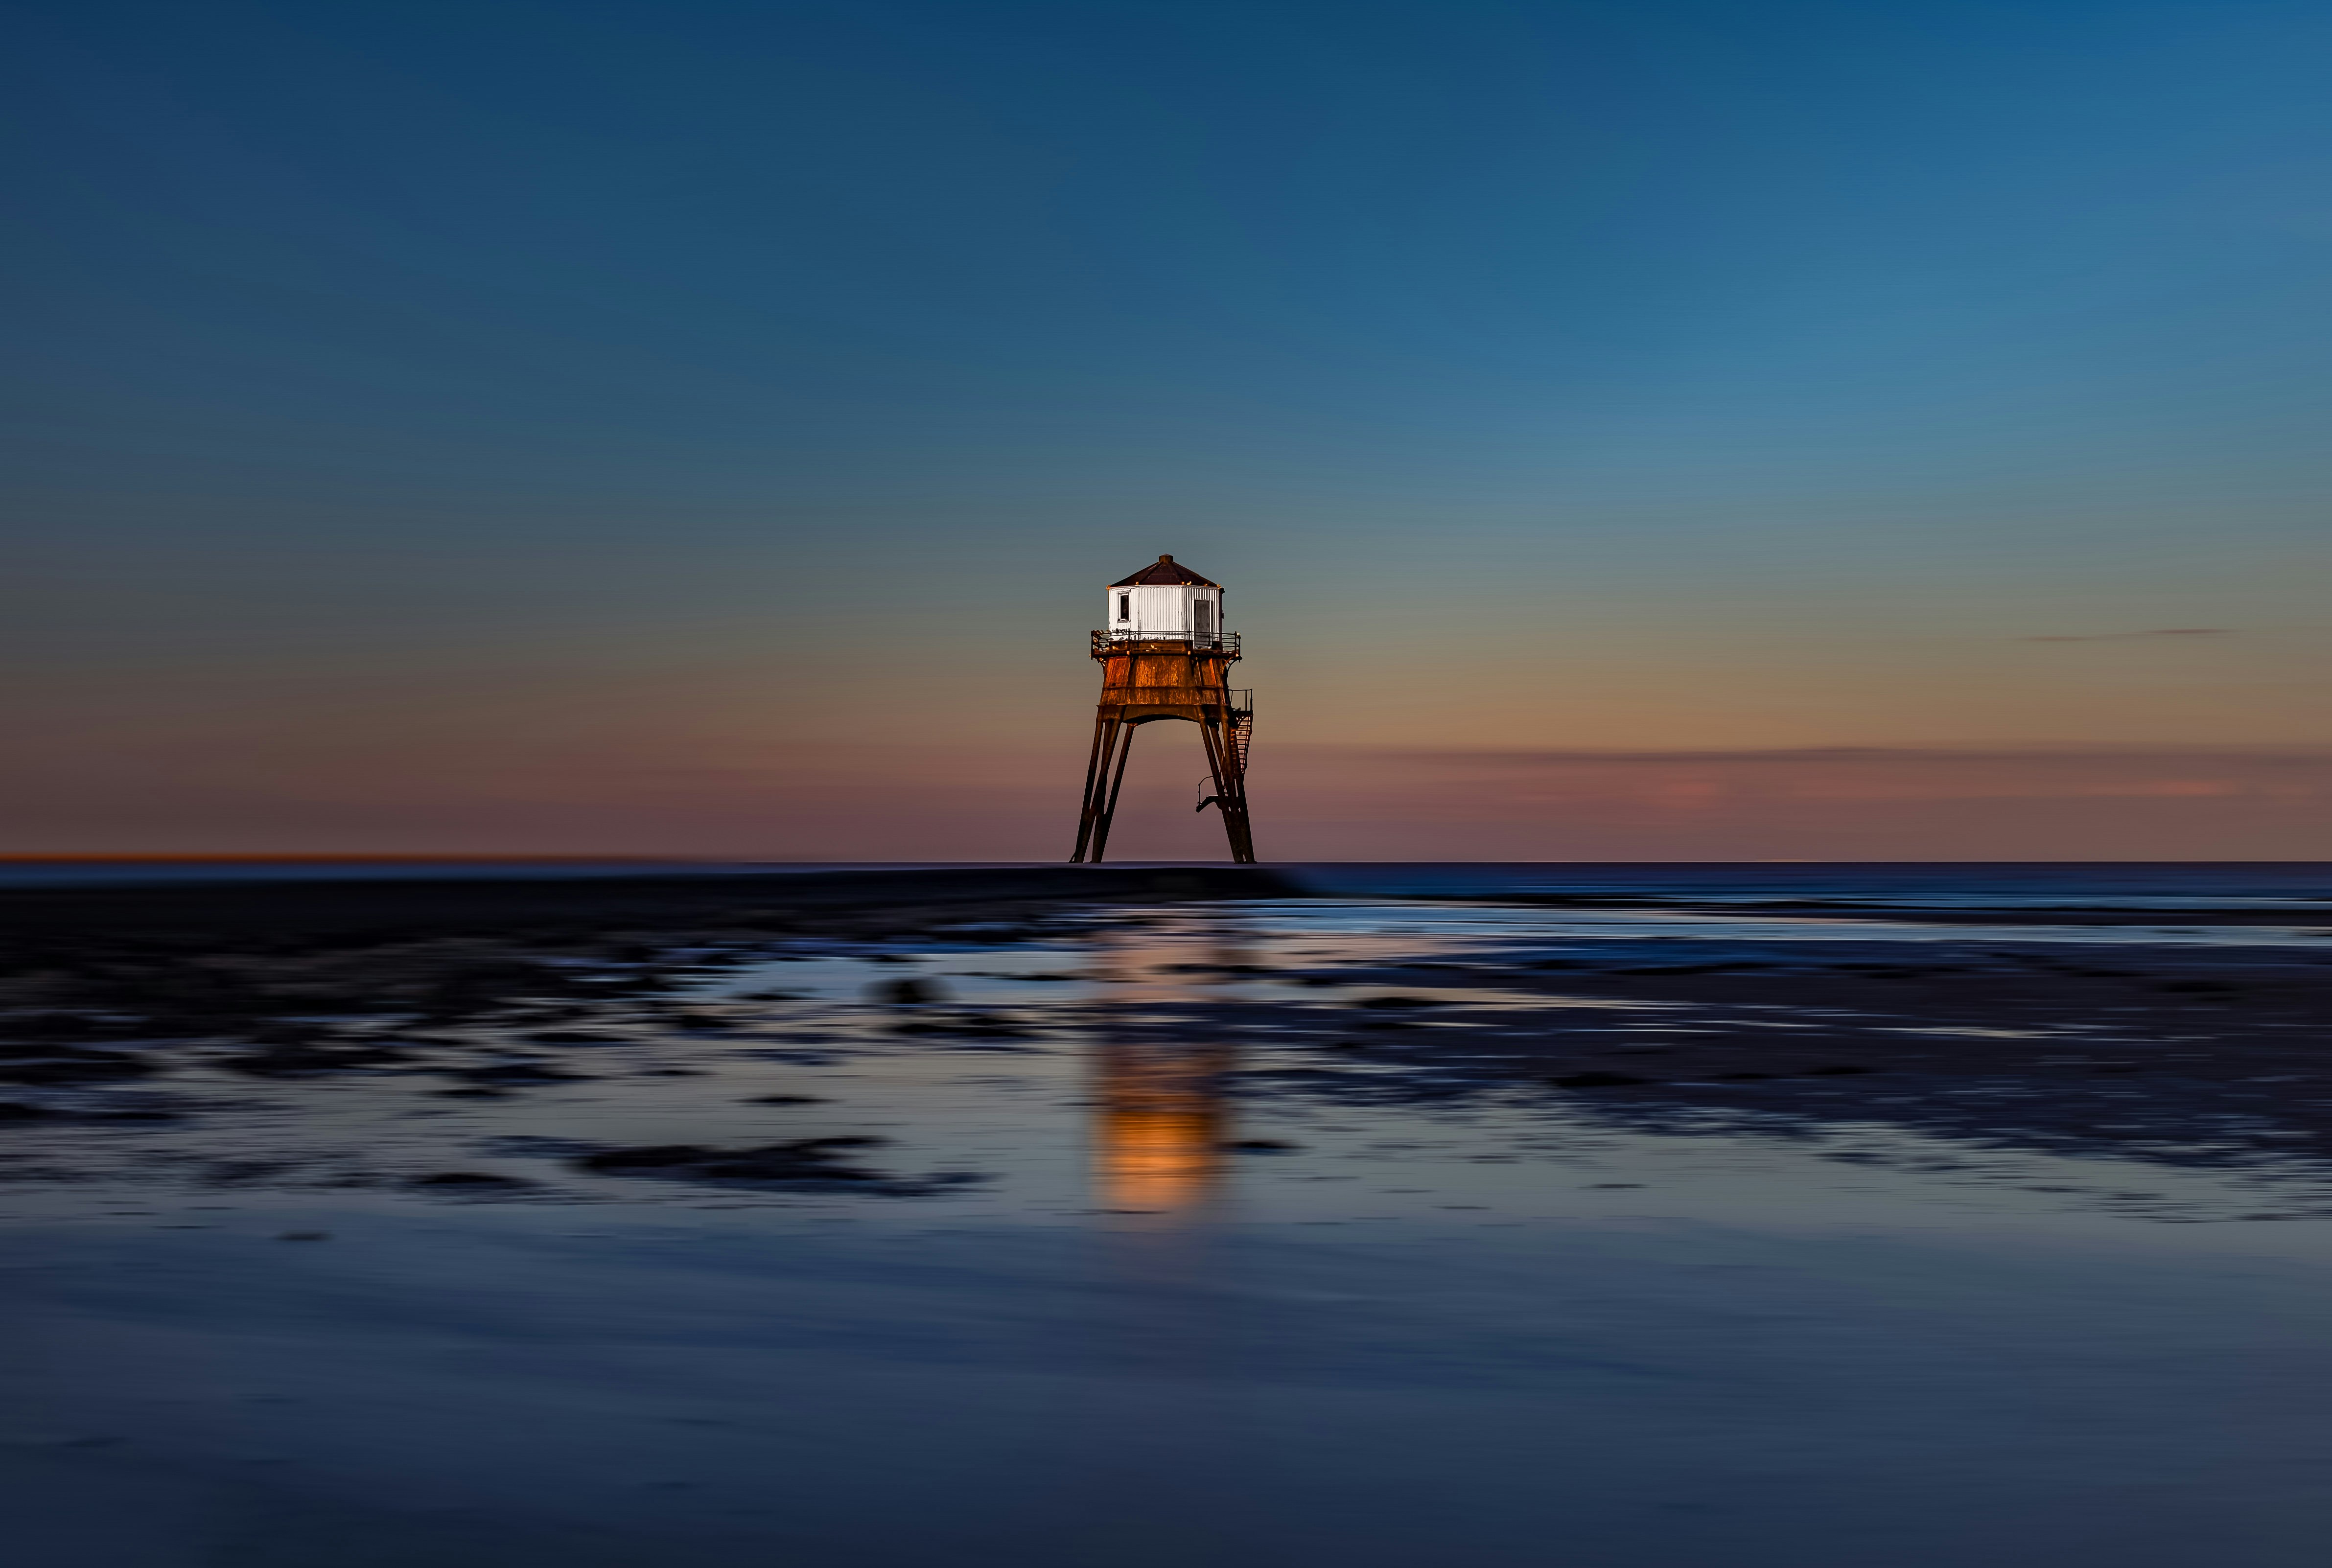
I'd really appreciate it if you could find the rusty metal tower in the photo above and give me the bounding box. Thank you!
[1071,555,1256,863]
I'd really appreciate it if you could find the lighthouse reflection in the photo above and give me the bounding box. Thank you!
[1086,925,1245,1215]
[1091,1038,1234,1210]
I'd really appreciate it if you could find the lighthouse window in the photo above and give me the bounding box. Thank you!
[1117,594,1130,622]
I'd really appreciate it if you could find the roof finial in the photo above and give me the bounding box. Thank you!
[1160,554,1173,562]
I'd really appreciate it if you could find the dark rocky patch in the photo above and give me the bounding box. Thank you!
[447,1061,589,1085]
[572,1136,978,1195]
[0,1049,157,1084]
[892,1011,1034,1039]
[210,1159,301,1183]
[217,1042,413,1077]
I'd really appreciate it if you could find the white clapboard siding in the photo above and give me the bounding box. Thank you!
[1104,584,1222,636]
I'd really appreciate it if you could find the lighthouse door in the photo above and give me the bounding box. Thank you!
[1193,598,1214,646]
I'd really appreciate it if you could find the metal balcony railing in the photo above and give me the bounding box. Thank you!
[1091,628,1242,658]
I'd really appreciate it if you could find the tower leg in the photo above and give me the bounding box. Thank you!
[1089,720,1139,863]
[1197,716,1234,853]
[1199,715,1257,863]
[1223,745,1257,861]
[1070,711,1118,862]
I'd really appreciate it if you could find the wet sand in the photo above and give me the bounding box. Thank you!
[6,864,2332,1565]
[6,866,2327,1187]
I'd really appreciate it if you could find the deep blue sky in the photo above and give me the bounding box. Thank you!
[6,0,2329,853]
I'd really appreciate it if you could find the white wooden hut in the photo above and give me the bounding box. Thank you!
[1105,555,1223,645]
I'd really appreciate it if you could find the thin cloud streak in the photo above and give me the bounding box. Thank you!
[1332,744,2316,766]
[2022,628,2233,642]
[1230,743,2332,861]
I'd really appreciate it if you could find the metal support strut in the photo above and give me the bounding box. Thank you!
[1090,720,1138,863]
[1068,633,1257,864]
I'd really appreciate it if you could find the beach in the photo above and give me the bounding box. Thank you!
[6,863,2332,1565]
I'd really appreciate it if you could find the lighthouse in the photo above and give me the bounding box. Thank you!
[1071,555,1256,863]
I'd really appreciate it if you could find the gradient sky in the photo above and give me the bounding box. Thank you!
[6,0,2330,858]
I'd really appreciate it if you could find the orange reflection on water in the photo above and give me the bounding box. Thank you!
[1091,1039,1233,1211]
[1086,922,1246,1214]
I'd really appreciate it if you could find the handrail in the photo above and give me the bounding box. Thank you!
[1091,628,1242,658]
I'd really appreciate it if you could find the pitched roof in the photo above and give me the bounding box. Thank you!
[1112,554,1219,588]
